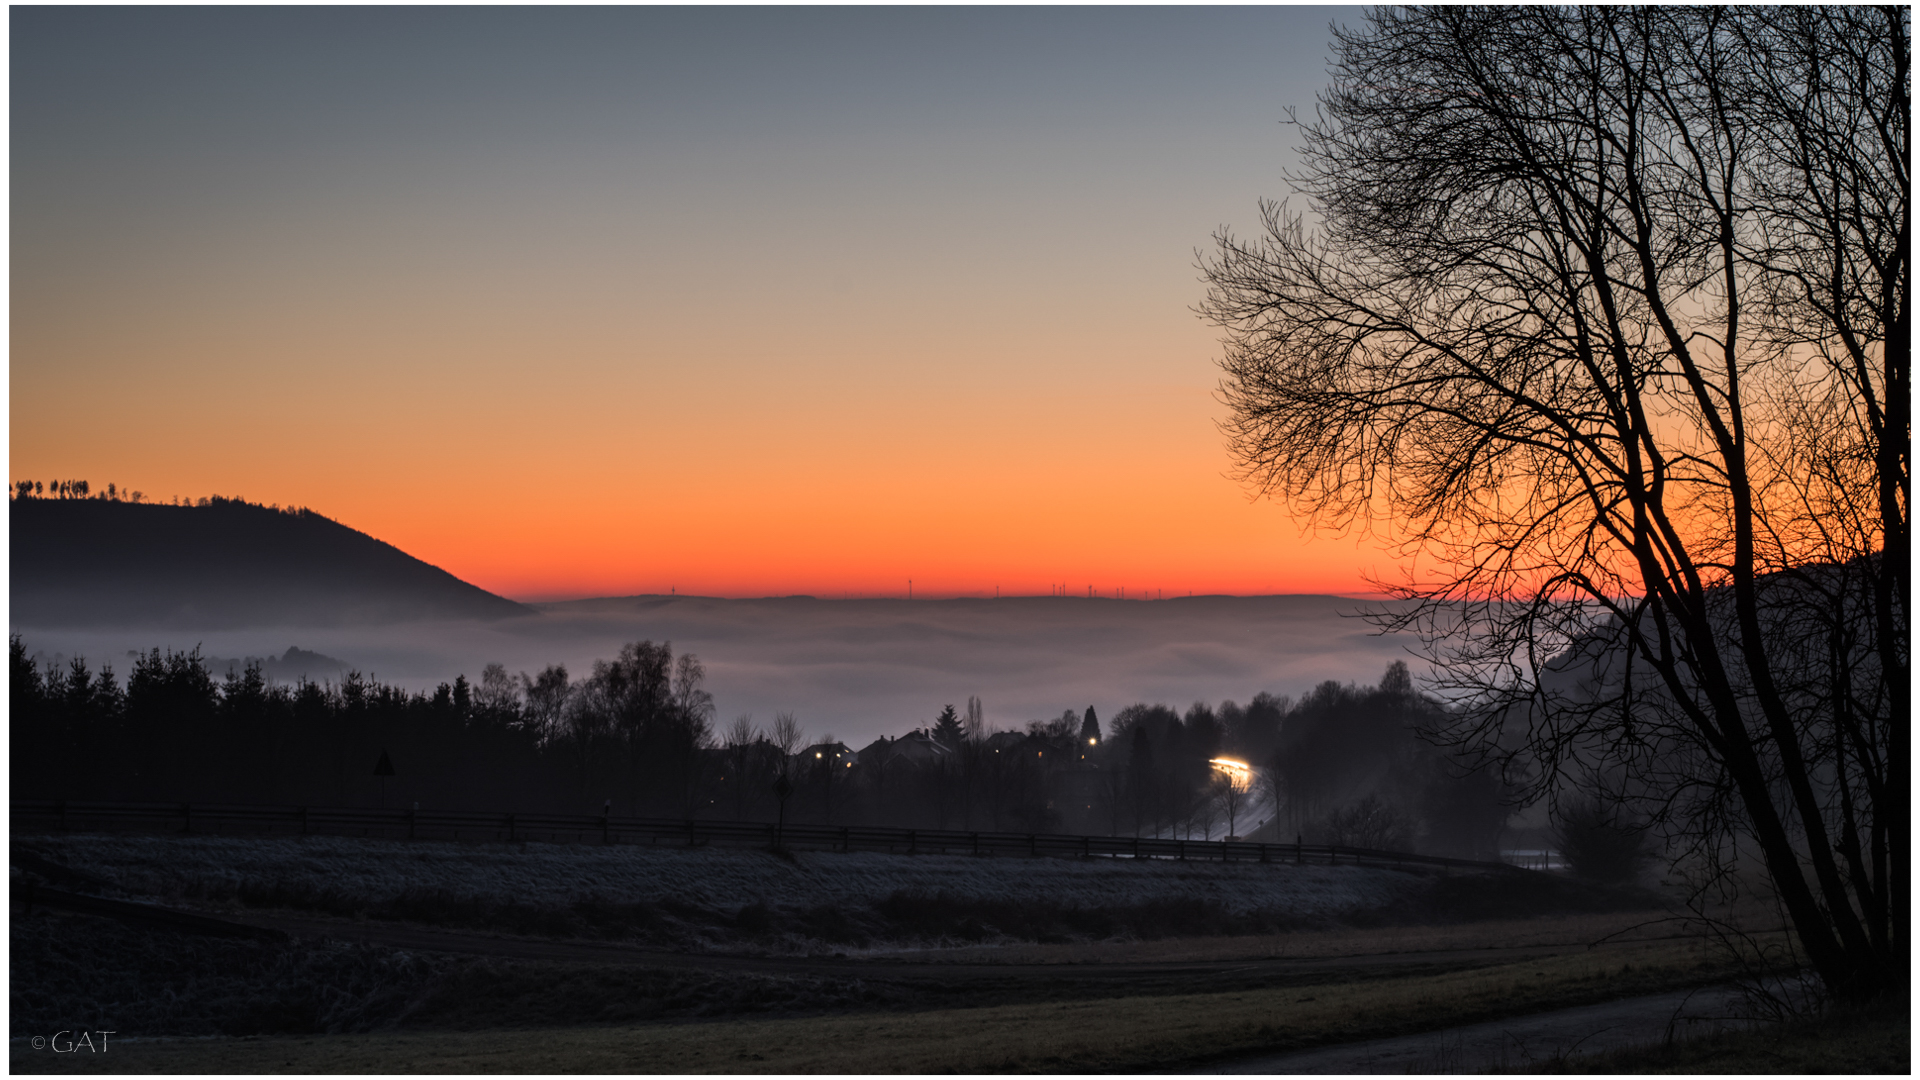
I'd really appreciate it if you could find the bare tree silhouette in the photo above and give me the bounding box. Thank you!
[1202,6,1904,1001]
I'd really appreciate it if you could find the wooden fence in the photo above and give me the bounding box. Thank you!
[10,799,1527,874]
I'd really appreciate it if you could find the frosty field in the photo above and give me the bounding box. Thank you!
[11,830,1699,1060]
[17,832,1420,925]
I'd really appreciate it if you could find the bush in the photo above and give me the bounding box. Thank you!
[1319,793,1413,850]
[1554,799,1651,884]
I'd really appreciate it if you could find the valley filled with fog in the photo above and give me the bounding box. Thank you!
[15,593,1417,748]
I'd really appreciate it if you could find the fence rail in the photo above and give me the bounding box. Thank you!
[10,799,1525,874]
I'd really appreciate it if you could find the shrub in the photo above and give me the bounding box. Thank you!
[1554,799,1651,884]
[1320,794,1413,850]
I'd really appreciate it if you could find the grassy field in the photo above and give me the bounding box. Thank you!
[12,933,1745,1073]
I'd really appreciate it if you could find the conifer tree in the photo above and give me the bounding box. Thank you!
[931,703,964,746]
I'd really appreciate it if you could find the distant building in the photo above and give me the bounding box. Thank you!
[799,741,857,772]
[983,730,1028,754]
[883,729,952,768]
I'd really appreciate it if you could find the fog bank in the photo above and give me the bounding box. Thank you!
[15,594,1420,748]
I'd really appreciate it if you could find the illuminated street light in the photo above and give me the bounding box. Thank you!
[1209,757,1252,791]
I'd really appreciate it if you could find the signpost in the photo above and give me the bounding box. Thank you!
[771,773,794,850]
[374,750,395,809]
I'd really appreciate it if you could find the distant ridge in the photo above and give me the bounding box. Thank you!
[11,497,531,628]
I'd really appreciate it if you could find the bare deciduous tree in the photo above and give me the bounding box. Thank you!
[769,711,806,777]
[1202,6,1904,1001]
[963,695,986,742]
[519,664,570,744]
[1214,765,1249,840]
[722,713,761,820]
[1322,794,1412,852]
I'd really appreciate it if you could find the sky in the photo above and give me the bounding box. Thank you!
[11,6,1387,602]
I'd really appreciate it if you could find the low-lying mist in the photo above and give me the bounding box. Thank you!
[14,594,1416,748]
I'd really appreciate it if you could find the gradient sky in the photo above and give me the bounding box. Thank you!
[12,6,1390,602]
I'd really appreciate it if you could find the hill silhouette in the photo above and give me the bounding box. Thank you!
[11,497,531,628]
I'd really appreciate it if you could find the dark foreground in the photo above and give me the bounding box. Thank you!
[1528,998,1909,1074]
[16,899,1891,1074]
[12,831,1885,1073]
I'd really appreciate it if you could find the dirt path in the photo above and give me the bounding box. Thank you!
[1194,985,1752,1073]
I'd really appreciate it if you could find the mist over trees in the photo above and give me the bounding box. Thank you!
[13,636,1510,857]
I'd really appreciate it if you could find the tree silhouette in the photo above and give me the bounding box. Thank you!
[1202,6,1904,1001]
[1079,706,1100,745]
[963,695,986,742]
[768,712,805,775]
[930,704,964,747]
[1126,726,1154,837]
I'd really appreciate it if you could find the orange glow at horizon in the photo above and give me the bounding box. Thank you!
[12,341,1400,602]
[11,302,1403,602]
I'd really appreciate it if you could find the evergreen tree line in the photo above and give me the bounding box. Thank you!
[12,637,1509,856]
[11,636,712,816]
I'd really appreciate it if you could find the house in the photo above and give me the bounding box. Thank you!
[884,729,953,768]
[855,735,894,768]
[983,730,1028,754]
[798,740,857,774]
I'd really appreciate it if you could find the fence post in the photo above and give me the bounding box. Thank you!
[1259,843,1269,864]
[1178,840,1185,861]
[908,830,917,855]
[507,813,516,842]
[1083,835,1090,857]
[301,806,309,835]
[57,801,67,833]
[181,802,192,835]
[408,806,416,841]
[1133,836,1141,859]
[1028,833,1037,856]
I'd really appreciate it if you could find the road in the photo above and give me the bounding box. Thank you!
[1194,985,1752,1073]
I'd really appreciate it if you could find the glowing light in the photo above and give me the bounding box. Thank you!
[1210,757,1252,791]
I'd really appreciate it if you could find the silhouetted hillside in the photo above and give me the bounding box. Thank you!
[11,498,531,628]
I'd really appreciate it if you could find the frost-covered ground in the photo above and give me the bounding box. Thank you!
[16,833,1420,919]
